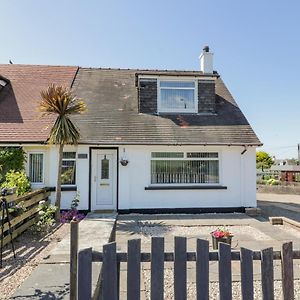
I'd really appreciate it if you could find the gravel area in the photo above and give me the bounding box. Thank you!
[142,267,300,299]
[134,223,272,242]
[0,223,69,299]
[274,224,300,239]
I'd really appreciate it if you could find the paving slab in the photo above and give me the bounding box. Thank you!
[12,212,117,299]
[11,263,101,300]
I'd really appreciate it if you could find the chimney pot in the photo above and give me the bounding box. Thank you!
[199,45,213,74]
[203,45,210,52]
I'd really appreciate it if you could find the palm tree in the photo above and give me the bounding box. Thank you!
[39,84,86,220]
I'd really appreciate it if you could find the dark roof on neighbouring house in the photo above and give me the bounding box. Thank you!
[270,165,300,172]
[71,68,261,146]
[0,65,78,142]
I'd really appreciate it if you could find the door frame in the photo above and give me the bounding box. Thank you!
[89,147,119,211]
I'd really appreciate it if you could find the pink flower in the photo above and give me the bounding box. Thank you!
[211,228,232,238]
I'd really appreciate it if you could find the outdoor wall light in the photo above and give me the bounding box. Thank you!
[120,148,129,166]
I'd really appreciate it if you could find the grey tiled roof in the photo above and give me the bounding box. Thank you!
[72,68,261,146]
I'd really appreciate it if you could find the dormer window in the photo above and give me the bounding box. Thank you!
[158,79,198,113]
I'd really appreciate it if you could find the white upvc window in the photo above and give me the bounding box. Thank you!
[61,152,76,185]
[158,79,198,113]
[151,152,219,185]
[28,152,44,184]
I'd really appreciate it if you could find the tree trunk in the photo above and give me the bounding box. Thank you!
[55,143,64,221]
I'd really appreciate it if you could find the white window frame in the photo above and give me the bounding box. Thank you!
[27,151,45,184]
[61,152,77,186]
[157,78,198,113]
[150,151,220,186]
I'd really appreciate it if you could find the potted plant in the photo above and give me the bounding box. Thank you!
[211,227,233,250]
[120,158,129,166]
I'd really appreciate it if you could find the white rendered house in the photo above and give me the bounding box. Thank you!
[0,47,261,212]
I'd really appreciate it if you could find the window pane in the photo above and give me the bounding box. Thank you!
[101,158,109,179]
[160,81,195,88]
[151,152,184,158]
[151,160,219,184]
[61,160,76,185]
[61,152,76,185]
[160,89,194,110]
[29,154,43,183]
[187,152,218,158]
[63,152,76,159]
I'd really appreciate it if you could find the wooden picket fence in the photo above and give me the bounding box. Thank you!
[77,237,297,300]
[1,189,50,246]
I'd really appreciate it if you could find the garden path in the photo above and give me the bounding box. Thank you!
[11,212,116,300]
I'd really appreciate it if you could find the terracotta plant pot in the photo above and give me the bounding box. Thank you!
[212,235,232,250]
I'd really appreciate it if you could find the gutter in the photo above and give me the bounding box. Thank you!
[0,142,263,147]
[75,142,263,147]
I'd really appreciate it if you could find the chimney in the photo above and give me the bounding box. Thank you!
[199,45,214,74]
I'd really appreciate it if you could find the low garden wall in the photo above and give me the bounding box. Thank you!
[257,184,300,195]
[1,189,50,246]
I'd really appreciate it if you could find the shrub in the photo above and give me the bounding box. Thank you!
[0,147,26,183]
[270,179,280,185]
[35,200,57,232]
[8,200,27,218]
[266,178,280,186]
[257,179,267,185]
[1,170,31,195]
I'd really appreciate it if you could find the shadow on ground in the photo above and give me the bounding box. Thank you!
[11,283,69,300]
[258,199,300,223]
[0,224,63,282]
[116,220,172,236]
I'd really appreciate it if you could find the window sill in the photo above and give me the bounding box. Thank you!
[158,110,198,114]
[46,186,77,192]
[144,185,227,190]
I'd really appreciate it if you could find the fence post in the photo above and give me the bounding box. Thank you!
[218,242,232,300]
[151,237,164,300]
[78,248,92,300]
[102,242,118,300]
[281,242,294,300]
[261,247,274,300]
[240,247,254,300]
[196,239,209,300]
[70,219,79,300]
[127,239,141,300]
[174,236,187,300]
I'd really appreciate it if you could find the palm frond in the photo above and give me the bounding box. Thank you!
[38,84,86,145]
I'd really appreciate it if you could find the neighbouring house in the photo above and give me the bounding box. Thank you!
[270,165,300,182]
[0,47,261,212]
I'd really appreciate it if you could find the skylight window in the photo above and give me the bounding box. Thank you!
[0,77,8,93]
[0,79,7,87]
[158,80,198,113]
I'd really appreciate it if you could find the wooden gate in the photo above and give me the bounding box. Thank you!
[77,237,297,300]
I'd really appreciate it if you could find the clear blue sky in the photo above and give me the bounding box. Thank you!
[1,0,300,158]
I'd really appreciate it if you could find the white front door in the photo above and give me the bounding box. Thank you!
[91,149,117,210]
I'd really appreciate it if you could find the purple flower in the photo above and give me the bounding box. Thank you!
[60,209,85,223]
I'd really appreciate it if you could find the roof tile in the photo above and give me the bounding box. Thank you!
[0,65,78,142]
